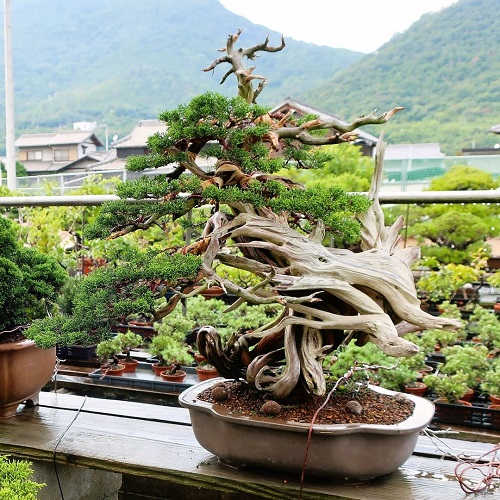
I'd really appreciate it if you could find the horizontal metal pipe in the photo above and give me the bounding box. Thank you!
[0,190,498,207]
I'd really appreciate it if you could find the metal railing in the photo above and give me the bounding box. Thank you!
[1,154,499,194]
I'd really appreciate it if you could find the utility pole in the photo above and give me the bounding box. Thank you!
[4,0,16,191]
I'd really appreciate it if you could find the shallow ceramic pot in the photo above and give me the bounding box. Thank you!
[0,339,56,418]
[160,369,187,383]
[179,379,435,480]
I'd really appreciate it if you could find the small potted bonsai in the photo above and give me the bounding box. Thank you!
[423,371,470,405]
[96,337,126,376]
[147,332,192,381]
[440,344,490,398]
[117,331,143,373]
[0,216,68,418]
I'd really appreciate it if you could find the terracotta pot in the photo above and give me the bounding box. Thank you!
[121,359,139,373]
[195,364,219,381]
[460,387,475,402]
[152,363,173,376]
[200,286,225,299]
[0,339,56,419]
[179,380,435,480]
[489,394,500,405]
[81,257,106,275]
[194,353,206,364]
[160,370,187,383]
[404,382,428,397]
[100,364,126,376]
[435,397,472,406]
[488,404,500,410]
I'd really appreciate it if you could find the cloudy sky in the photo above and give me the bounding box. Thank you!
[219,0,460,53]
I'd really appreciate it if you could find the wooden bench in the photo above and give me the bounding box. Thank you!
[1,392,499,499]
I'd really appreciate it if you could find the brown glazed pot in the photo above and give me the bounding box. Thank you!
[179,379,435,480]
[0,339,56,418]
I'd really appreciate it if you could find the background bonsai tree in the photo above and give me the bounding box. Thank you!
[0,216,67,335]
[28,30,462,401]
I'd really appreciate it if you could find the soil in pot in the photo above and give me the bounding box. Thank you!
[404,382,428,397]
[195,363,219,381]
[160,369,187,383]
[197,380,415,425]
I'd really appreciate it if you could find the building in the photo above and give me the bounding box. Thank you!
[15,129,108,175]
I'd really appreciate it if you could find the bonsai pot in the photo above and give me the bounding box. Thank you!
[160,369,187,383]
[121,359,139,373]
[179,379,435,480]
[0,339,56,418]
[489,394,500,405]
[152,362,173,376]
[100,364,126,376]
[195,364,219,381]
[404,382,428,397]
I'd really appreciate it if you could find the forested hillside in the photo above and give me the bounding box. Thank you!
[304,0,499,154]
[0,0,361,148]
[0,0,497,155]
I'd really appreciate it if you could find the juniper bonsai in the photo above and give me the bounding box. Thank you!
[27,30,462,400]
[0,216,67,334]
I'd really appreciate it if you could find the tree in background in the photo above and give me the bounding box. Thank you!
[386,165,499,266]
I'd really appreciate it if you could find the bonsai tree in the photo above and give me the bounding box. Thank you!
[0,216,67,335]
[440,344,490,391]
[423,371,470,404]
[28,30,462,402]
[147,332,192,375]
[117,331,143,363]
[96,336,124,370]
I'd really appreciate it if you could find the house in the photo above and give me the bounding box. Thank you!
[270,97,379,157]
[15,129,107,175]
[88,119,167,171]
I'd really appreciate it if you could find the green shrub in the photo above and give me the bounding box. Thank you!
[0,455,45,500]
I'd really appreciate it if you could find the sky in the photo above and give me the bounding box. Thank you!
[219,0,460,53]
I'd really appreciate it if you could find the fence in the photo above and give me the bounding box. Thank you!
[1,154,499,194]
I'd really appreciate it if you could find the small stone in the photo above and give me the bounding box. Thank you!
[345,400,363,415]
[211,386,228,402]
[394,393,409,404]
[261,400,281,416]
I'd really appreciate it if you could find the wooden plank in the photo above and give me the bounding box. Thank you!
[38,392,191,424]
[1,395,499,499]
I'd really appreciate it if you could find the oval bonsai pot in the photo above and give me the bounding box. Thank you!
[0,339,56,418]
[160,369,187,383]
[179,378,435,480]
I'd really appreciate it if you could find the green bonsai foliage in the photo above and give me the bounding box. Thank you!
[417,264,482,303]
[0,216,67,332]
[148,332,192,369]
[117,331,143,362]
[423,371,470,403]
[0,455,45,500]
[440,344,490,390]
[96,337,123,369]
[468,305,500,351]
[480,359,500,397]
[327,341,421,392]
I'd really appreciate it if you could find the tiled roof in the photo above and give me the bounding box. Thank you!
[112,120,166,148]
[15,130,104,148]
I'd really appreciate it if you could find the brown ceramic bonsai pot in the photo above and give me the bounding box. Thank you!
[179,379,435,480]
[160,369,187,383]
[0,339,56,418]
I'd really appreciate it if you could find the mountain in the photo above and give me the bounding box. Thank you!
[0,0,362,149]
[302,0,499,154]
